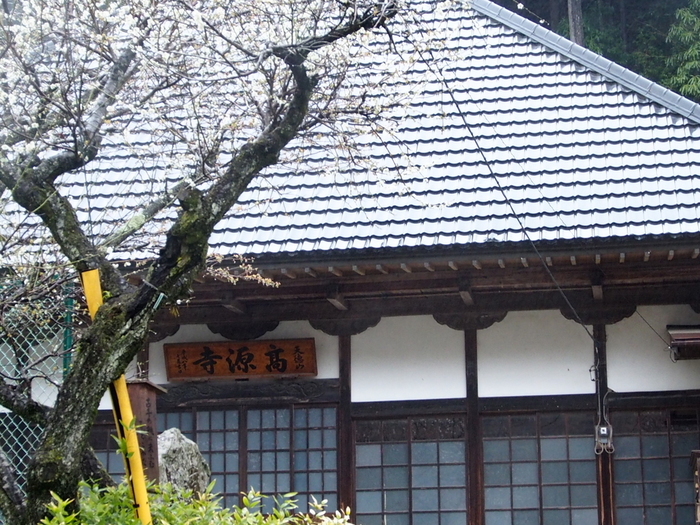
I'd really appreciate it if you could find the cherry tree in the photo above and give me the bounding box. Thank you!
[0,0,399,521]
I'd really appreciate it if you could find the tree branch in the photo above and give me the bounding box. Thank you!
[123,0,400,318]
[9,3,401,522]
[271,0,398,64]
[7,174,123,291]
[0,381,50,427]
[99,174,203,250]
[79,49,138,167]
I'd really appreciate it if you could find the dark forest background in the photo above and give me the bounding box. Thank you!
[493,0,700,102]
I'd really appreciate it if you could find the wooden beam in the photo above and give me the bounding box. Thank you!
[158,378,339,410]
[545,257,553,267]
[644,251,651,262]
[400,263,412,273]
[668,250,675,261]
[328,266,343,277]
[196,262,700,302]
[520,257,529,268]
[304,267,318,278]
[158,280,700,327]
[570,255,577,266]
[448,261,459,271]
[424,262,435,272]
[161,259,700,326]
[498,259,506,269]
[480,394,596,413]
[472,260,482,270]
[619,253,625,263]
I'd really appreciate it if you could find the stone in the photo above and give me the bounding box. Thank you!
[158,427,211,493]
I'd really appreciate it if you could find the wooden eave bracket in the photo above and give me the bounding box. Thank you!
[147,323,181,343]
[458,277,474,306]
[309,317,381,336]
[560,304,635,326]
[222,298,247,315]
[208,320,280,340]
[591,269,604,302]
[326,288,349,311]
[433,311,507,331]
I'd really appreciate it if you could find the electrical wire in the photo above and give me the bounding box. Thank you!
[395,1,691,456]
[404,14,596,342]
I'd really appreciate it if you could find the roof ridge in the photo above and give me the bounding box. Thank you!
[469,0,700,126]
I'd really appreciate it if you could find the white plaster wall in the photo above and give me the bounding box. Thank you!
[351,315,465,402]
[148,321,338,385]
[98,354,139,410]
[478,310,594,397]
[607,305,700,392]
[98,391,113,410]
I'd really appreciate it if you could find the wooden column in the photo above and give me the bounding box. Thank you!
[126,380,167,482]
[560,301,635,525]
[465,329,483,525]
[434,311,506,525]
[338,333,354,511]
[594,324,615,525]
[309,317,380,513]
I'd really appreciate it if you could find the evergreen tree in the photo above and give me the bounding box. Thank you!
[667,0,700,102]
[495,0,684,86]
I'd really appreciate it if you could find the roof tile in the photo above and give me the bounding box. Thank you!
[6,0,700,260]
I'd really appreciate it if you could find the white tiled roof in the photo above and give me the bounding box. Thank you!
[5,0,700,261]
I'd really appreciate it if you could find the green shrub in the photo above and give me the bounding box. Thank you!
[39,483,352,525]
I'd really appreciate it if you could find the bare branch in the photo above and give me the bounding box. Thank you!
[272,0,398,64]
[79,48,138,165]
[0,380,49,427]
[100,174,202,249]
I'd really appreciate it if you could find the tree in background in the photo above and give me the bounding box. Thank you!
[620,0,686,84]
[496,0,687,87]
[0,0,401,522]
[667,0,700,102]
[567,0,584,45]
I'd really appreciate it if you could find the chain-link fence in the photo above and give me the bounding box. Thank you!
[0,274,77,496]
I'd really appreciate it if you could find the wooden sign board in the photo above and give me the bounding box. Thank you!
[163,339,317,381]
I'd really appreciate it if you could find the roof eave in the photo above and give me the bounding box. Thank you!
[235,232,700,269]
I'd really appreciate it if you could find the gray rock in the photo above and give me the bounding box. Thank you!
[158,428,211,493]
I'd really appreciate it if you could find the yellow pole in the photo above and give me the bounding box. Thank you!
[80,269,152,525]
